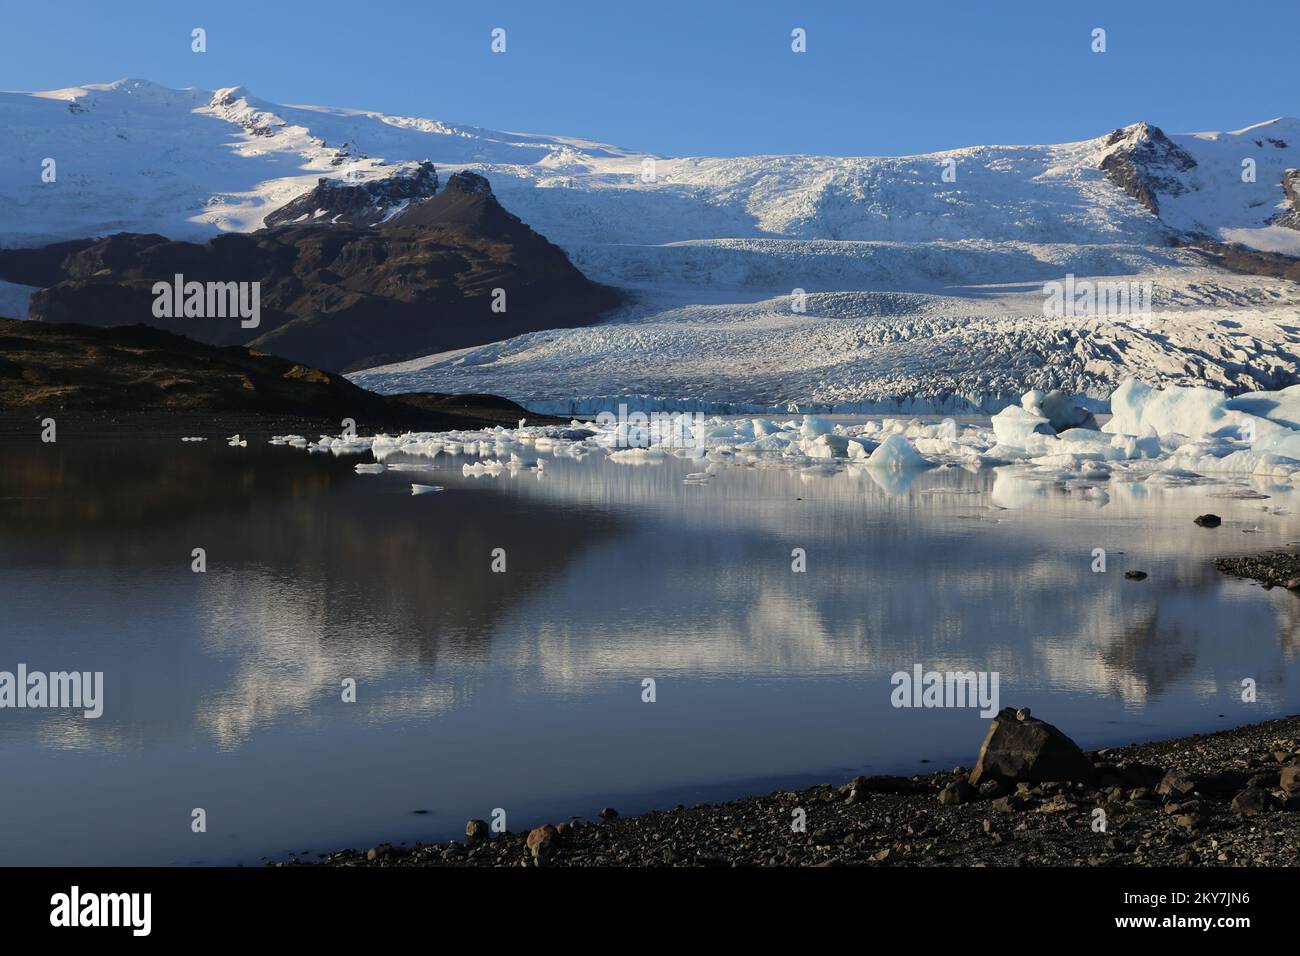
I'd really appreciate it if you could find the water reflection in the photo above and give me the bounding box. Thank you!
[1,435,1299,864]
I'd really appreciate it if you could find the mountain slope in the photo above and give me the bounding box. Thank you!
[3,78,1300,411]
[3,171,620,373]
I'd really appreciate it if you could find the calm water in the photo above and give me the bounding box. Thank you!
[2,432,1300,865]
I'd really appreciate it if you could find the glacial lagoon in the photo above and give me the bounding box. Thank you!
[2,429,1299,864]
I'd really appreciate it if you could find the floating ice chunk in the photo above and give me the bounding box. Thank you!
[990,405,1053,449]
[799,415,834,439]
[608,448,666,464]
[1169,443,1300,477]
[1029,451,1106,469]
[354,462,385,474]
[463,460,505,476]
[371,436,402,459]
[181,436,207,442]
[980,443,1028,461]
[912,435,979,460]
[1105,379,1247,439]
[1100,432,1160,460]
[410,483,444,495]
[865,433,933,471]
[803,433,850,459]
[748,433,797,452]
[324,437,373,456]
[846,436,880,460]
[1225,383,1300,430]
[1022,389,1097,432]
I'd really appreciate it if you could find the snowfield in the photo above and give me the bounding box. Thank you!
[3,79,1300,412]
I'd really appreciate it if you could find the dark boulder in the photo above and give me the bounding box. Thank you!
[465,819,490,845]
[938,780,974,805]
[969,708,1095,786]
[1230,787,1273,817]
[1155,769,1202,800]
[1280,765,1300,794]
[526,825,559,866]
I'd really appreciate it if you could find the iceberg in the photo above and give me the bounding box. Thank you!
[866,433,933,471]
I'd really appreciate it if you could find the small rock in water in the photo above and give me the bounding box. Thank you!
[1193,514,1222,527]
[1124,570,1148,580]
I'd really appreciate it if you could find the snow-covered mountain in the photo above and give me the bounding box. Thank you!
[4,78,1300,412]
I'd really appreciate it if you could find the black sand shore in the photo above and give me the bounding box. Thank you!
[302,711,1300,868]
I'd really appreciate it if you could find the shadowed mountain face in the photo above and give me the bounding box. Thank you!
[1,172,621,374]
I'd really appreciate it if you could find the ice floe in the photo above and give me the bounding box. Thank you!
[272,379,1300,502]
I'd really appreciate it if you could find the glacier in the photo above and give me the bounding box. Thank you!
[3,79,1300,412]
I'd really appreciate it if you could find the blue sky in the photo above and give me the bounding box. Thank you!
[1,0,1294,157]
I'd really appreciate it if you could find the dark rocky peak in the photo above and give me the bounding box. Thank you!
[263,161,440,229]
[445,170,494,196]
[382,169,522,237]
[1099,121,1197,216]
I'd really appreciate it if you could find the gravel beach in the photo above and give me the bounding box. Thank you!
[305,710,1300,868]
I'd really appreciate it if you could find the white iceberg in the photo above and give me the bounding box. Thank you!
[866,433,933,471]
